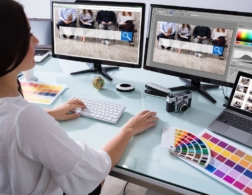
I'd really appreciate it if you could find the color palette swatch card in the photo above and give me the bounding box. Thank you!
[165,127,211,168]
[193,129,252,195]
[20,81,66,105]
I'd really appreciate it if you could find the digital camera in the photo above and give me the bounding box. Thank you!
[166,91,192,112]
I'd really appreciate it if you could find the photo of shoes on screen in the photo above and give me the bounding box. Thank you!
[152,22,234,75]
[53,4,143,64]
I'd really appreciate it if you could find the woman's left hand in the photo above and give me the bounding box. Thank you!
[46,99,86,121]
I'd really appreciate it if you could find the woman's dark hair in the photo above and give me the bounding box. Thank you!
[217,28,225,32]
[0,0,30,97]
[182,24,191,31]
[83,9,93,17]
[122,12,132,16]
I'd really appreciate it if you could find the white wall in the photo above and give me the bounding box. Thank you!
[19,0,252,19]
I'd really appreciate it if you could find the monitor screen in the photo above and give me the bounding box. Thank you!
[231,75,252,112]
[144,5,252,87]
[52,1,145,68]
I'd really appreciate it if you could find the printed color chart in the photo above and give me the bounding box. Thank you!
[198,129,252,195]
[168,128,211,168]
[20,81,66,105]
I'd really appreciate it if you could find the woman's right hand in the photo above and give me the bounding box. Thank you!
[123,110,158,136]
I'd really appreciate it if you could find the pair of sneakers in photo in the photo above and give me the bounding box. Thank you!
[101,39,110,45]
[195,52,203,58]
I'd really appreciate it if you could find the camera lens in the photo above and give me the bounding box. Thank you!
[177,101,188,112]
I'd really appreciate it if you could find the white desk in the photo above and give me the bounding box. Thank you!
[33,56,240,195]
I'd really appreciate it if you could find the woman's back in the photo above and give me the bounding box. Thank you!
[0,95,113,195]
[0,96,61,195]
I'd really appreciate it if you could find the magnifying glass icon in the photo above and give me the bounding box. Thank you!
[214,47,222,55]
[122,32,131,41]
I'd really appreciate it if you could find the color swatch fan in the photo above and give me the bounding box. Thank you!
[168,128,211,168]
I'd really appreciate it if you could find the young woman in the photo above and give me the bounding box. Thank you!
[0,1,158,195]
[79,9,94,42]
[117,11,135,46]
[176,24,191,54]
[211,28,227,60]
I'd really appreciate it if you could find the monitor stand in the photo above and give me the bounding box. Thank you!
[170,78,219,103]
[70,63,119,81]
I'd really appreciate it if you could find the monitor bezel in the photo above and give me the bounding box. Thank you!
[51,1,145,69]
[143,4,252,88]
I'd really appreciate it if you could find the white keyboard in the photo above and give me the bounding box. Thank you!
[72,96,126,124]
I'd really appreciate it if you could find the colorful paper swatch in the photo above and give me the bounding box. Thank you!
[168,128,211,168]
[236,29,252,44]
[189,129,252,195]
[20,81,66,105]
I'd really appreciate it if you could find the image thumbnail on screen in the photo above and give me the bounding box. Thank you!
[53,4,143,64]
[153,22,234,75]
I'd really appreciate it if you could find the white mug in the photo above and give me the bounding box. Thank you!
[22,68,38,81]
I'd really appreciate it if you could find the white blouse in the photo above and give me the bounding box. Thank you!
[212,28,227,40]
[178,25,192,37]
[79,12,94,23]
[0,95,111,195]
[117,12,135,25]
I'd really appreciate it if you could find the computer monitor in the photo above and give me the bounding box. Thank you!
[51,1,145,80]
[144,4,252,103]
[29,18,51,49]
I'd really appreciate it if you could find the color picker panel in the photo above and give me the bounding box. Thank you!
[236,29,252,43]
[201,130,252,195]
[170,129,211,168]
[20,81,66,105]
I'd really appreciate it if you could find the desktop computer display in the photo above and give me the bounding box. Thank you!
[144,5,252,102]
[51,1,145,80]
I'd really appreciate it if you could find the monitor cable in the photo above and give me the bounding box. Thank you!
[222,86,229,107]
[124,182,129,195]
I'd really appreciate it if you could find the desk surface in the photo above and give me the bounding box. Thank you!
[33,56,240,195]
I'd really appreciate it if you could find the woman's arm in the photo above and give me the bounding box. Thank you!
[87,15,94,23]
[102,110,158,169]
[71,9,76,22]
[224,30,227,37]
[79,13,83,23]
[160,22,165,34]
[132,13,135,24]
[59,9,64,21]
[184,28,191,37]
[177,26,182,36]
[211,29,216,39]
[117,12,122,25]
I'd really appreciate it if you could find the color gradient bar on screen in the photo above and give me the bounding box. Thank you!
[200,130,252,195]
[236,29,252,43]
[20,81,66,105]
